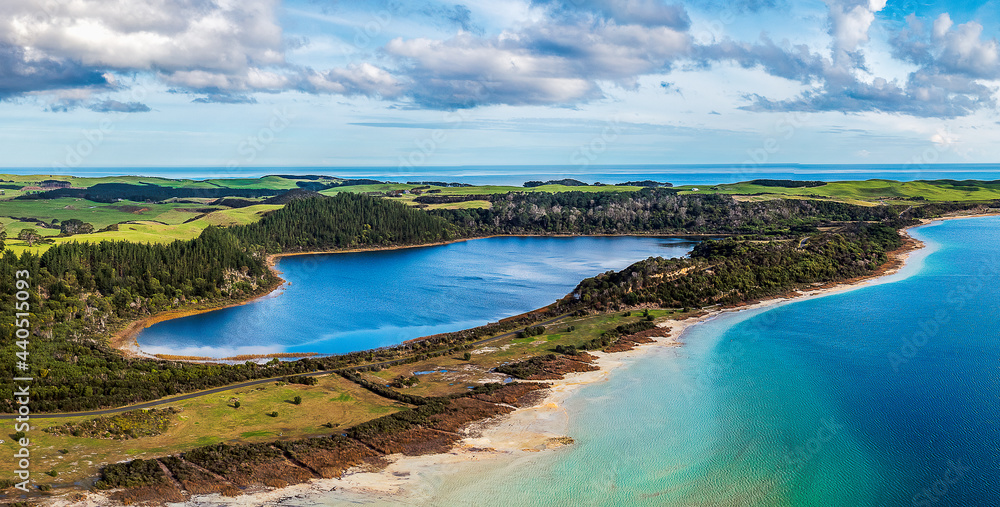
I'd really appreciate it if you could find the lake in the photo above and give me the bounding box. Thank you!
[137,236,696,357]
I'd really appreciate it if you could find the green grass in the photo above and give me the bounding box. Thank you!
[676,179,1000,203]
[0,373,403,487]
[1,204,280,254]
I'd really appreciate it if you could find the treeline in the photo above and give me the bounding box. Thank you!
[573,222,904,310]
[524,179,588,187]
[17,183,282,202]
[748,179,826,188]
[228,192,458,252]
[435,189,901,235]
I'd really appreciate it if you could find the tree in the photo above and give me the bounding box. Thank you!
[233,401,241,409]
[0,229,6,251]
[292,396,302,405]
[60,219,94,236]
[17,228,42,246]
[463,352,472,361]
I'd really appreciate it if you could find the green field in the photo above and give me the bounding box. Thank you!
[0,374,404,487]
[1,204,281,254]
[676,179,1000,203]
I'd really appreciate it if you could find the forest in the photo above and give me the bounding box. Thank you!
[434,189,904,235]
[228,192,458,252]
[18,183,284,202]
[572,222,905,309]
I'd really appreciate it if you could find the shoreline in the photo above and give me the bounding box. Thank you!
[109,233,705,360]
[169,217,960,506]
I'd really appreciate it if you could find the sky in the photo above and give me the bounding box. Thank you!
[0,0,999,173]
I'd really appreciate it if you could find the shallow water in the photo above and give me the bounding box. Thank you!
[309,217,999,506]
[137,236,694,357]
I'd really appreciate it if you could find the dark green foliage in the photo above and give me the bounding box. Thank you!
[524,179,587,187]
[43,408,179,440]
[463,352,472,361]
[436,190,900,235]
[496,354,557,379]
[748,179,825,188]
[229,194,457,252]
[574,223,903,310]
[617,180,672,187]
[292,396,302,405]
[95,458,167,489]
[518,325,545,338]
[58,218,94,236]
[19,183,282,202]
[284,375,318,386]
[338,371,429,405]
[390,375,419,388]
[346,401,448,439]
[184,442,283,476]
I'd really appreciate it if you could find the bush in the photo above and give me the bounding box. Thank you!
[292,396,302,405]
[233,401,241,409]
[463,352,472,361]
[267,411,278,417]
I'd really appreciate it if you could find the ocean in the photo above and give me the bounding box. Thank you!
[308,216,1000,506]
[6,163,1000,187]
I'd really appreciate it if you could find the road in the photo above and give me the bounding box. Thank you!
[1,313,571,420]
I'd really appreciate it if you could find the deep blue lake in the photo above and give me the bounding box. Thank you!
[405,217,1000,506]
[137,236,695,357]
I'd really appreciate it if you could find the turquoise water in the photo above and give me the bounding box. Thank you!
[368,217,1000,506]
[137,236,694,357]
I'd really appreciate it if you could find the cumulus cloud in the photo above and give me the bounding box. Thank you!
[0,43,110,98]
[699,1,997,117]
[0,0,290,101]
[891,14,1000,79]
[373,16,690,108]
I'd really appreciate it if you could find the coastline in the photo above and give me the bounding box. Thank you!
[169,218,957,506]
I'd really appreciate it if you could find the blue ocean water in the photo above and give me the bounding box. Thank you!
[137,236,694,357]
[7,164,1000,186]
[385,217,1000,506]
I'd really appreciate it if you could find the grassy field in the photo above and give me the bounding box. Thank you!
[1,204,281,255]
[0,173,342,190]
[0,374,404,487]
[675,179,1000,202]
[359,308,685,399]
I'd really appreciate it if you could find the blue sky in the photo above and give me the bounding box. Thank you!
[0,0,998,171]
